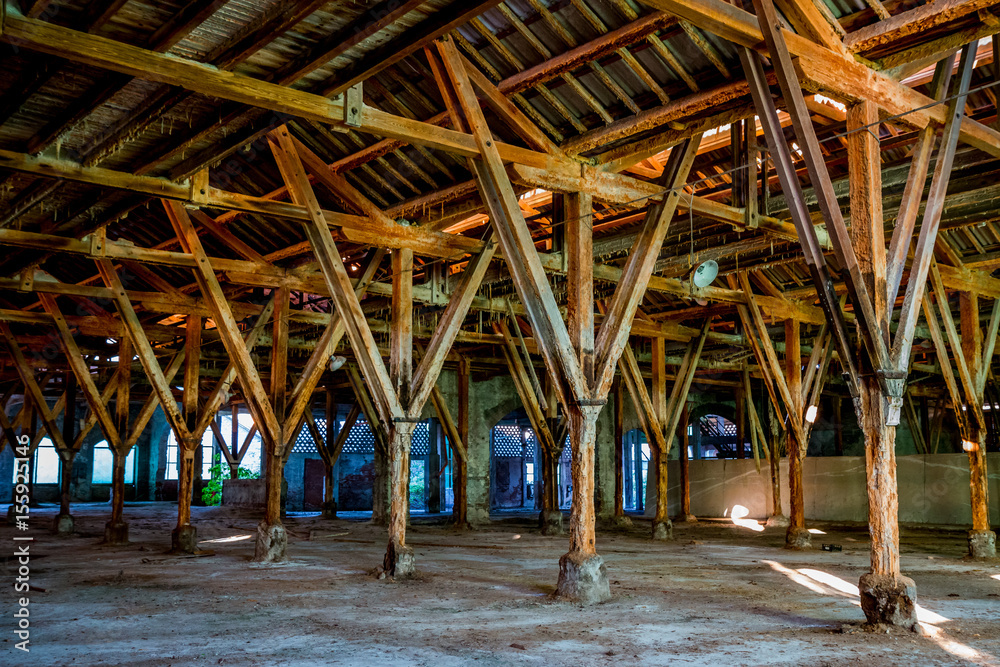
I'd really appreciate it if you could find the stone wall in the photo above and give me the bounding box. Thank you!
[677,453,1000,526]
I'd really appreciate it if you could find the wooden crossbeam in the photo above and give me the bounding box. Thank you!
[345,364,389,457]
[429,386,466,463]
[592,136,700,398]
[886,56,954,310]
[753,0,890,380]
[493,321,559,454]
[738,273,807,449]
[327,402,360,467]
[434,38,587,408]
[890,44,977,371]
[282,249,386,444]
[38,294,121,450]
[269,128,403,425]
[193,299,275,439]
[161,202,279,446]
[931,261,987,430]
[0,330,69,454]
[739,43,861,400]
[409,234,497,415]
[97,259,192,440]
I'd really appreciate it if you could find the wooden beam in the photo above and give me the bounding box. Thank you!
[435,38,586,408]
[269,127,403,425]
[37,294,121,450]
[592,136,700,397]
[891,44,976,373]
[0,323,68,453]
[162,201,280,447]
[409,236,497,415]
[95,259,191,442]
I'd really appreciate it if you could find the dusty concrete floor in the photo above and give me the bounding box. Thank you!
[1,502,998,666]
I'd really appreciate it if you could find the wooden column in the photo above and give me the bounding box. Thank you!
[961,292,995,557]
[385,247,416,576]
[562,190,602,567]
[263,286,289,529]
[767,400,785,522]
[735,392,746,459]
[454,357,470,528]
[677,402,694,522]
[174,316,201,553]
[230,403,240,479]
[56,370,76,532]
[612,379,629,526]
[848,98,917,625]
[784,319,809,548]
[108,336,132,543]
[323,388,338,517]
[651,336,671,539]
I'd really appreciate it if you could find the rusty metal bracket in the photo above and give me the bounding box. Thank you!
[345,83,363,128]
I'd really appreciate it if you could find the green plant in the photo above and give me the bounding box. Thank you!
[201,454,258,506]
[408,460,425,509]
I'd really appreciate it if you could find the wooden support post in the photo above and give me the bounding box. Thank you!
[612,378,630,527]
[174,315,201,554]
[735,391,746,459]
[650,337,671,540]
[385,247,416,578]
[960,292,997,558]
[258,286,289,561]
[454,358,471,528]
[322,387,339,517]
[230,403,240,479]
[106,336,132,545]
[847,98,918,626]
[56,370,76,534]
[767,400,786,524]
[784,319,810,549]
[677,402,695,522]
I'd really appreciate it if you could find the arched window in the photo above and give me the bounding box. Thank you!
[34,438,59,484]
[92,441,135,484]
[10,438,60,484]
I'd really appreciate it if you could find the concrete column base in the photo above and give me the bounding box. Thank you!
[53,513,74,535]
[321,500,337,519]
[859,573,918,631]
[539,510,564,536]
[968,530,997,559]
[170,524,197,554]
[555,552,611,605]
[467,507,490,526]
[383,540,415,579]
[785,526,812,549]
[252,522,288,563]
[766,514,790,528]
[449,518,472,531]
[674,514,698,524]
[652,519,673,541]
[104,521,129,546]
[610,515,633,530]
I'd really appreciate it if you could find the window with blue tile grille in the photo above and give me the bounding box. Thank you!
[491,424,569,460]
[293,418,431,456]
